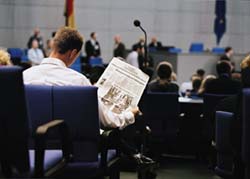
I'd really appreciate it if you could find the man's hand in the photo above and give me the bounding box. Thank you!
[131,107,142,116]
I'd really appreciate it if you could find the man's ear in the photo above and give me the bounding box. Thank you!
[68,49,79,66]
[70,49,79,59]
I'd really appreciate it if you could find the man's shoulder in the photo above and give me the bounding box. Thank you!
[67,68,86,78]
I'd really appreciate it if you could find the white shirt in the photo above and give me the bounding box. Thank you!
[23,57,135,130]
[28,48,44,65]
[126,51,139,68]
[180,81,192,94]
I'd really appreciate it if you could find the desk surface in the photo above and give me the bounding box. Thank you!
[178,97,204,104]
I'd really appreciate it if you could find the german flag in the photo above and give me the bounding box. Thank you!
[64,0,76,28]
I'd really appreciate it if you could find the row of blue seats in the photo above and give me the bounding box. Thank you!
[0,67,119,178]
[149,43,226,54]
[7,48,104,73]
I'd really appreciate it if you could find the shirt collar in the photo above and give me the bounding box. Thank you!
[40,58,67,67]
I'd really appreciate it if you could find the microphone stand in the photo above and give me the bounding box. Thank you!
[138,26,148,68]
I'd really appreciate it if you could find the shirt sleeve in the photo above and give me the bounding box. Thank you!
[98,98,135,130]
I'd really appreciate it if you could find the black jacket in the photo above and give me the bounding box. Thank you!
[85,40,101,60]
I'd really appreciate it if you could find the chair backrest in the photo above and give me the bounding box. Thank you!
[89,57,103,67]
[216,111,234,153]
[53,86,100,162]
[0,67,30,174]
[189,42,204,53]
[7,48,23,58]
[7,48,24,65]
[25,85,53,131]
[143,92,179,137]
[212,47,225,54]
[242,88,250,166]
[169,47,182,54]
[203,93,232,139]
[215,111,234,176]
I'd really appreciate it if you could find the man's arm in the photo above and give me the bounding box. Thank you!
[98,99,139,130]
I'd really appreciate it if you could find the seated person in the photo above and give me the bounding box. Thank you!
[28,39,44,66]
[186,78,202,98]
[0,49,12,66]
[148,36,162,50]
[198,75,216,96]
[216,55,250,179]
[147,61,179,93]
[23,26,154,165]
[196,69,205,80]
[205,60,242,94]
[180,74,200,96]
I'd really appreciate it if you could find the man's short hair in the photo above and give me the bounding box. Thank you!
[156,61,173,80]
[196,69,205,77]
[216,60,231,75]
[53,27,83,54]
[225,46,232,53]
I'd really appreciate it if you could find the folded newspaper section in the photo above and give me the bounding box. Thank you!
[96,57,149,114]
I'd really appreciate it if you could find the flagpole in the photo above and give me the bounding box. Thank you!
[65,0,68,26]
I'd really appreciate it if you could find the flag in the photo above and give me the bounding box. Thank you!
[214,0,226,45]
[64,0,76,28]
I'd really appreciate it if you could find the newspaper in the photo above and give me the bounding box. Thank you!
[96,57,149,114]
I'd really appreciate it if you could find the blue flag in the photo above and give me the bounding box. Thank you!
[214,0,226,45]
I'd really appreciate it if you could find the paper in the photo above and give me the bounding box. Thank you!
[96,57,149,114]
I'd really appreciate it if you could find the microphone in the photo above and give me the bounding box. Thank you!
[133,20,141,27]
[133,20,148,68]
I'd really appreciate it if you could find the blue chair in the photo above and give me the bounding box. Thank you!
[89,57,103,67]
[52,86,120,178]
[0,67,70,178]
[203,93,233,140]
[143,92,179,156]
[21,48,29,62]
[7,48,24,65]
[215,111,234,178]
[212,47,225,54]
[242,88,250,179]
[169,47,182,54]
[189,42,204,53]
[25,85,120,178]
[70,55,82,72]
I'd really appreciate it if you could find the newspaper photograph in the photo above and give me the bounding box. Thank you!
[96,57,149,114]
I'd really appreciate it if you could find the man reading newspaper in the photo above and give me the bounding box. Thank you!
[23,27,155,168]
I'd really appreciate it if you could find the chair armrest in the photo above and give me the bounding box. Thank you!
[34,119,72,177]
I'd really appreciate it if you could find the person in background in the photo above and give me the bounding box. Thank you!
[27,28,44,50]
[113,34,126,58]
[186,78,202,98]
[215,55,250,179]
[126,45,144,68]
[148,61,179,93]
[205,60,241,94]
[0,49,12,66]
[148,36,162,50]
[132,37,145,51]
[180,74,200,96]
[196,69,205,80]
[85,32,101,63]
[45,39,53,57]
[198,75,216,96]
[27,39,44,66]
[220,46,233,61]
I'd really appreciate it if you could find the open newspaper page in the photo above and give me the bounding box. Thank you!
[96,57,149,114]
